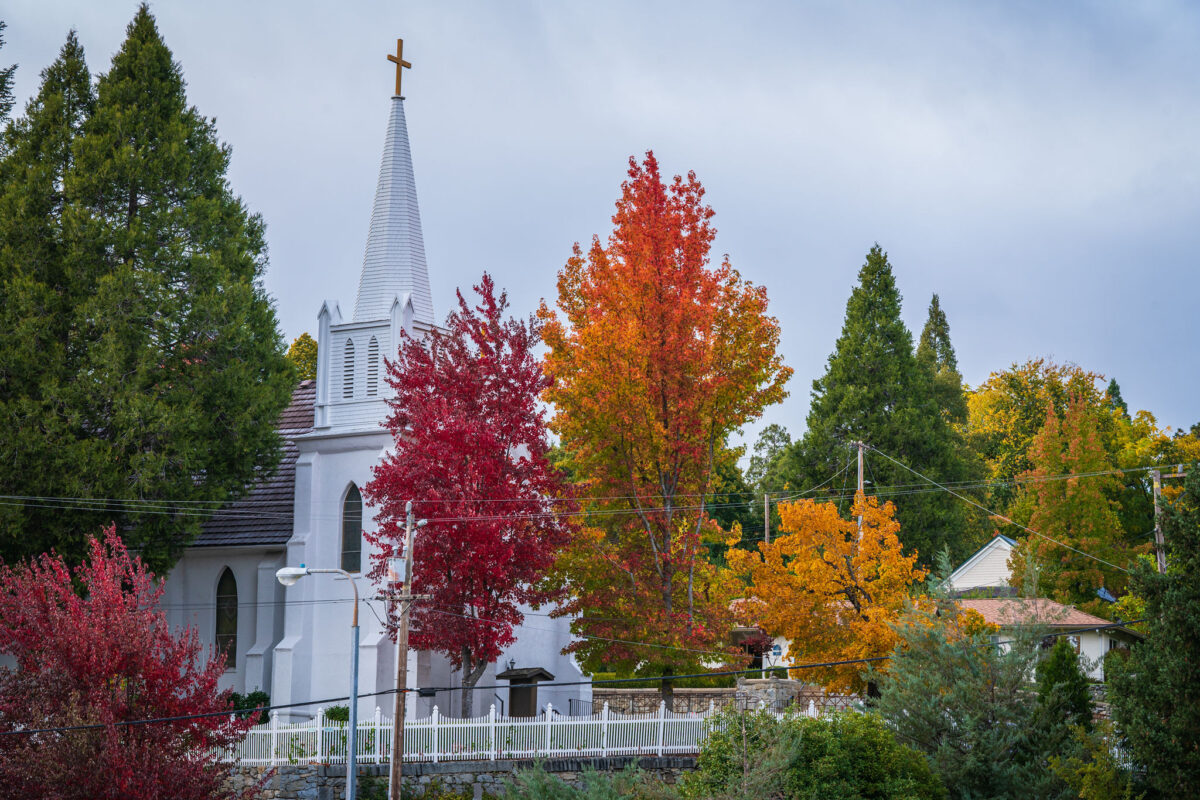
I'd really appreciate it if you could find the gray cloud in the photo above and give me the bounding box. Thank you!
[6,0,1198,444]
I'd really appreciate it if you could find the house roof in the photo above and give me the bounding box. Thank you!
[957,597,1114,629]
[192,380,315,547]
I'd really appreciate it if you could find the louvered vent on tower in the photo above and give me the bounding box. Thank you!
[343,339,356,399]
[367,336,380,397]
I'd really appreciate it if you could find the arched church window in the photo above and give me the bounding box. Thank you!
[216,568,238,668]
[367,336,380,397]
[342,485,363,573]
[343,338,356,399]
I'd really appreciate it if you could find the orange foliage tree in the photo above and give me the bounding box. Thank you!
[1008,395,1143,615]
[727,494,926,693]
[539,152,791,700]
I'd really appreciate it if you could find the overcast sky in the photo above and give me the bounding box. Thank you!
[6,1,1199,446]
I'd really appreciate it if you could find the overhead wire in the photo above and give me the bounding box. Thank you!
[0,617,1145,739]
[866,445,1133,574]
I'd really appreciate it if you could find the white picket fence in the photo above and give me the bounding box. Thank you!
[225,700,829,766]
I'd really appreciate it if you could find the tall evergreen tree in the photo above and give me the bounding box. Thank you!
[1109,469,1200,797]
[777,246,983,565]
[0,8,293,571]
[1104,377,1128,417]
[0,21,15,126]
[916,293,968,425]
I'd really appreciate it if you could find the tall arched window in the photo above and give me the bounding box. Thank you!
[216,568,238,668]
[342,485,363,573]
[367,336,380,397]
[343,338,356,399]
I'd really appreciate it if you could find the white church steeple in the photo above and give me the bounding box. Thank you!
[353,94,434,325]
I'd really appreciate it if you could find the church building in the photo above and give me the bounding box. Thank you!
[162,48,589,721]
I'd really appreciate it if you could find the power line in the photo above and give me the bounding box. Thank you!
[0,617,1144,739]
[866,445,1133,574]
[0,464,1165,525]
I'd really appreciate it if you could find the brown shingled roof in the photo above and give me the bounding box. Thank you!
[193,380,315,547]
[957,597,1114,628]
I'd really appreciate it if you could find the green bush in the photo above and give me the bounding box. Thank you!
[503,763,679,800]
[682,708,944,800]
[228,689,270,724]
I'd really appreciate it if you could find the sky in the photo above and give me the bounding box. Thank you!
[5,1,1199,448]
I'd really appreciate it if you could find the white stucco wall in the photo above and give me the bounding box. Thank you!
[161,546,285,695]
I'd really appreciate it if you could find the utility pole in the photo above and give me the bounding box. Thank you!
[853,441,866,539]
[764,492,770,544]
[1151,465,1187,575]
[388,501,427,800]
[1152,470,1166,575]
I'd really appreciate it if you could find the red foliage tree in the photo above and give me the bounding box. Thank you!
[365,274,572,716]
[538,152,791,702]
[0,528,254,800]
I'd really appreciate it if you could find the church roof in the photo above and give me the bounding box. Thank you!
[193,380,315,547]
[354,97,434,326]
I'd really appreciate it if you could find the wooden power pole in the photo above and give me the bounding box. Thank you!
[388,501,427,800]
[764,493,770,544]
[1152,465,1187,575]
[853,441,866,539]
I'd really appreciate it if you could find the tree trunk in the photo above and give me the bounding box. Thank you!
[460,651,489,718]
[661,666,675,711]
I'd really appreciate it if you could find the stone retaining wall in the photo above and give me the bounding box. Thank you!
[589,687,732,713]
[227,756,696,799]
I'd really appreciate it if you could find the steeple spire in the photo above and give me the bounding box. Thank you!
[353,93,434,325]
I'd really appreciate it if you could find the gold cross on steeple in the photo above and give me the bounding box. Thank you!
[387,38,412,96]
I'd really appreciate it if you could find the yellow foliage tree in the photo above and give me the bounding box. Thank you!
[727,494,926,693]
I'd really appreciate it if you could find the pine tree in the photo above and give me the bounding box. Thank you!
[916,293,968,425]
[777,246,983,566]
[1036,637,1094,732]
[0,8,293,571]
[1109,470,1200,796]
[0,21,15,126]
[1104,377,1128,417]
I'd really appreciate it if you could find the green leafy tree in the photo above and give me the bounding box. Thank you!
[0,8,292,572]
[1109,469,1200,797]
[746,423,792,488]
[286,331,317,382]
[776,246,983,566]
[966,359,1105,512]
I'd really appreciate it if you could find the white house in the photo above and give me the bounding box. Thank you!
[947,535,1139,680]
[162,87,588,721]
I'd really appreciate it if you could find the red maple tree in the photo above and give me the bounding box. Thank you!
[365,274,573,716]
[0,528,255,800]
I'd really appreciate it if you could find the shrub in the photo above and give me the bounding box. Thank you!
[504,763,679,800]
[682,708,944,800]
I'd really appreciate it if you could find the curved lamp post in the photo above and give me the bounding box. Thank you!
[277,566,360,800]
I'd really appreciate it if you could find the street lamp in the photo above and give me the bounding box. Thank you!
[276,565,361,800]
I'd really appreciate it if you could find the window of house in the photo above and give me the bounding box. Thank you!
[216,568,237,669]
[342,485,363,573]
[367,336,380,397]
[343,339,356,399]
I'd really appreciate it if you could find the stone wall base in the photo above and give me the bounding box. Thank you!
[227,756,696,799]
